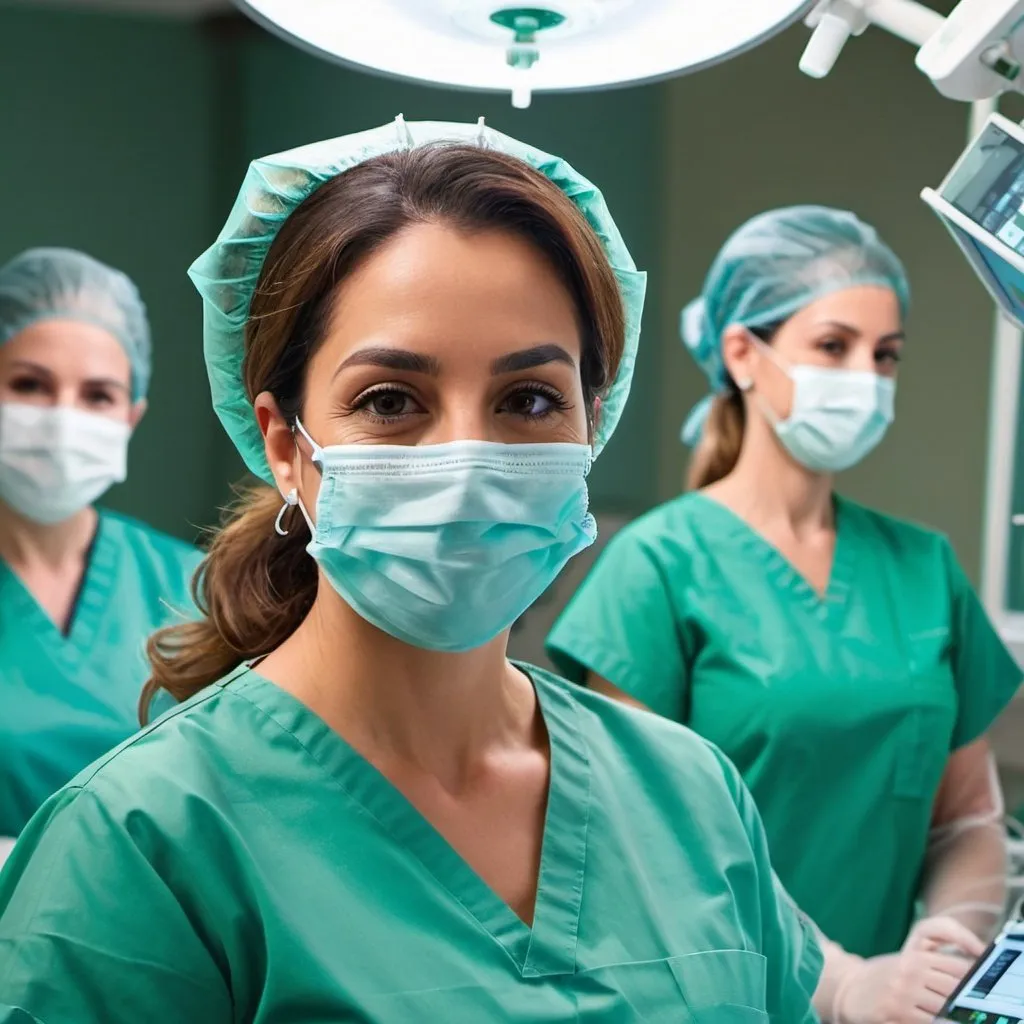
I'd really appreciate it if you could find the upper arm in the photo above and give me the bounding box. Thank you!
[945,541,1021,748]
[546,529,690,721]
[931,737,1004,828]
[716,752,823,1022]
[0,787,230,1024]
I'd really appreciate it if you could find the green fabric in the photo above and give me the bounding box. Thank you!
[0,509,201,836]
[547,493,1022,959]
[0,665,821,1022]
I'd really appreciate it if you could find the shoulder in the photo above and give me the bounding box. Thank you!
[597,493,715,565]
[837,496,953,562]
[56,680,238,830]
[533,666,739,797]
[99,508,204,574]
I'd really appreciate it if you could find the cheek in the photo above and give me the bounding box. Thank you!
[296,454,324,517]
[757,369,795,421]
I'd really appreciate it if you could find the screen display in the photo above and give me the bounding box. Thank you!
[941,928,1024,1022]
[935,120,1024,326]
[945,122,1024,251]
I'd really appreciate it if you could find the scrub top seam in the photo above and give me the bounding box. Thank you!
[65,688,223,790]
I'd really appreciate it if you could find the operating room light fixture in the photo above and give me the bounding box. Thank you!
[800,0,1024,102]
[233,0,814,109]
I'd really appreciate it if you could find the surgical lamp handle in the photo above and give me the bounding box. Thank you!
[800,12,856,78]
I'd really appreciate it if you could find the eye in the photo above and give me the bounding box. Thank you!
[353,386,424,422]
[83,388,117,408]
[875,348,902,367]
[817,336,847,357]
[7,375,48,396]
[499,384,569,420]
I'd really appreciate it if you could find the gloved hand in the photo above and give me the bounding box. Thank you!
[831,916,986,1023]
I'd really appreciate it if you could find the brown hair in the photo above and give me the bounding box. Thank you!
[141,143,626,721]
[685,322,779,490]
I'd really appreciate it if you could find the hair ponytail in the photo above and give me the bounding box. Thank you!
[686,387,746,491]
[139,487,314,723]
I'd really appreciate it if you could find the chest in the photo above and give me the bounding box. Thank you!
[198,782,773,1024]
[4,562,83,634]
[385,754,549,925]
[681,548,958,805]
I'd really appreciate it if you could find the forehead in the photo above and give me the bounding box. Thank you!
[787,285,902,332]
[319,222,582,366]
[0,318,131,381]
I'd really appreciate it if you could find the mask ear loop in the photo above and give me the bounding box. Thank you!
[275,488,298,537]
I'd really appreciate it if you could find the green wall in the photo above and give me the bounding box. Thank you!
[0,6,224,542]
[0,6,1006,580]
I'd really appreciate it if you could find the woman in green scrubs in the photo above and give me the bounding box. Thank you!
[0,122,822,1023]
[547,206,1021,1021]
[0,248,201,839]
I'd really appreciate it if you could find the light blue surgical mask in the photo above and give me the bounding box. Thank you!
[753,340,896,473]
[288,420,597,652]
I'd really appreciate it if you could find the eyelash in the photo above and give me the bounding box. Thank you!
[350,382,571,423]
[817,339,902,364]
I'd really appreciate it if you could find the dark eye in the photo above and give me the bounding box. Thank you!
[83,388,116,407]
[8,375,47,396]
[500,385,568,419]
[876,348,902,366]
[355,387,423,421]
[819,337,846,356]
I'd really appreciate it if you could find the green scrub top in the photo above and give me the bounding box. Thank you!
[547,493,1022,959]
[0,508,201,836]
[0,664,822,1023]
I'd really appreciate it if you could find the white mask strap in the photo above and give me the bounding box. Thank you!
[293,417,323,461]
[274,488,298,536]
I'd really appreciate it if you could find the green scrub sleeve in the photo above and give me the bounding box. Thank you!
[713,747,824,1022]
[0,1008,41,1023]
[944,539,1022,749]
[0,787,230,1024]
[546,531,690,721]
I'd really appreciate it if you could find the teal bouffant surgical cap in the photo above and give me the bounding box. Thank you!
[0,247,151,401]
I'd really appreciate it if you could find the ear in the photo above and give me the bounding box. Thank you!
[590,396,602,439]
[720,325,758,390]
[254,391,299,497]
[128,398,147,431]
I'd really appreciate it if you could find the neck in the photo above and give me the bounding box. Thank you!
[716,419,834,534]
[0,502,98,571]
[258,583,537,789]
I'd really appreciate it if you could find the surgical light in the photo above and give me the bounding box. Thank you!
[232,1,813,110]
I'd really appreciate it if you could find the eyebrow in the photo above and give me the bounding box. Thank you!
[491,344,576,375]
[9,360,129,393]
[334,342,577,379]
[335,347,441,377]
[819,321,905,344]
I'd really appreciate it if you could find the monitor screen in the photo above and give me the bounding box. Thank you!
[941,927,1024,1021]
[931,118,1024,327]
